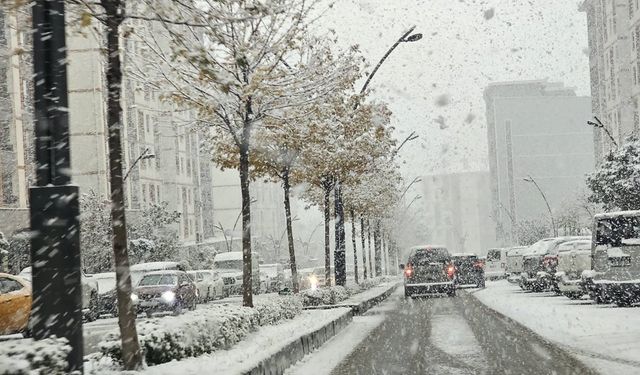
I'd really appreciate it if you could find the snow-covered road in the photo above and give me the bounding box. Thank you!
[473,280,640,374]
[289,287,592,375]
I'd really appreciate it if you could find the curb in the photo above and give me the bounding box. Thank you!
[302,282,400,315]
[246,283,398,375]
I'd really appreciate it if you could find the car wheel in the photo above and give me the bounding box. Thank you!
[173,301,183,316]
[145,311,153,318]
[404,288,411,299]
[447,288,456,297]
[190,298,197,311]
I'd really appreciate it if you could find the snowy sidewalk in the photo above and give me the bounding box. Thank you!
[470,280,640,374]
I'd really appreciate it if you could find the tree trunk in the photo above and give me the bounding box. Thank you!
[323,180,332,286]
[103,2,142,369]
[367,218,373,277]
[374,219,382,276]
[283,170,299,293]
[334,180,346,286]
[360,216,367,280]
[239,140,253,307]
[350,210,358,284]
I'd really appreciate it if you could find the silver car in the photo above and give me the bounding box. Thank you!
[555,239,592,299]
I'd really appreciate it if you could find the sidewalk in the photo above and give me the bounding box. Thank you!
[470,280,640,374]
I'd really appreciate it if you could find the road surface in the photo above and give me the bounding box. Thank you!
[325,289,597,375]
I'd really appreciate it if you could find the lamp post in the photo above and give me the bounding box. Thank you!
[400,177,422,200]
[334,26,423,287]
[523,175,557,237]
[123,148,156,181]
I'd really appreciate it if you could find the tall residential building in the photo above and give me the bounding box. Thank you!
[581,0,639,160]
[0,11,217,250]
[420,171,496,254]
[484,80,594,245]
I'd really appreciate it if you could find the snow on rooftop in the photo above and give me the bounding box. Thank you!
[130,262,180,271]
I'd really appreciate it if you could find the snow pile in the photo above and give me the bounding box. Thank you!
[0,337,70,375]
[99,296,301,367]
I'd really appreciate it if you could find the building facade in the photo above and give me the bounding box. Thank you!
[421,171,496,255]
[581,0,640,160]
[484,80,594,245]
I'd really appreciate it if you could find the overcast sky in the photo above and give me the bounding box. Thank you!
[318,0,591,178]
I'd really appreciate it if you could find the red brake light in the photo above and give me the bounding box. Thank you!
[404,265,414,277]
[446,264,455,278]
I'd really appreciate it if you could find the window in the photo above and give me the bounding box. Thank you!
[0,278,23,294]
[142,184,147,204]
[145,114,150,133]
[630,0,635,18]
[150,185,156,203]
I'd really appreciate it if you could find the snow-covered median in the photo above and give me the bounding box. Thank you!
[472,280,640,374]
[97,295,302,368]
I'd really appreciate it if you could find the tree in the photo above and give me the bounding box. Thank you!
[79,191,112,273]
[514,219,551,246]
[128,202,181,264]
[145,0,332,307]
[587,137,640,211]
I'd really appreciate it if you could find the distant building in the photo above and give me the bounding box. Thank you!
[581,0,638,161]
[421,171,496,254]
[484,80,594,244]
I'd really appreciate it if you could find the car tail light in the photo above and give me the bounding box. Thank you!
[446,264,455,279]
[404,264,414,278]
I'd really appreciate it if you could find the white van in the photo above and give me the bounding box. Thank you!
[213,251,261,295]
[505,246,528,283]
[485,248,507,280]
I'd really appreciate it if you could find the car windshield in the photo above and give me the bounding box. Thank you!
[486,250,501,261]
[214,260,243,270]
[138,274,177,286]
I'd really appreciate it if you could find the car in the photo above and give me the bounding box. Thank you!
[213,251,261,296]
[259,263,285,292]
[484,248,507,280]
[187,270,224,302]
[0,273,31,335]
[401,245,456,298]
[505,246,528,283]
[555,239,592,299]
[519,236,589,292]
[19,266,100,321]
[451,253,485,288]
[582,211,640,306]
[132,270,197,317]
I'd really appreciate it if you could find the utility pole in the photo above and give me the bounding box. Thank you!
[29,0,83,372]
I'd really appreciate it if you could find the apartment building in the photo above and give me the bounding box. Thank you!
[484,80,594,244]
[582,0,640,160]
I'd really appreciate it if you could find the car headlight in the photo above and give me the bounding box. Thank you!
[131,293,139,304]
[308,275,319,290]
[161,291,176,303]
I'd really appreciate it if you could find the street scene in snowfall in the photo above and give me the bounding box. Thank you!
[1,0,639,373]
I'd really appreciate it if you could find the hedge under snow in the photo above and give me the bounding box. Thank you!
[0,337,71,375]
[302,276,391,306]
[99,295,302,366]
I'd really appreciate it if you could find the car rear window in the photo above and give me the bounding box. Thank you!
[410,249,450,264]
[452,256,478,267]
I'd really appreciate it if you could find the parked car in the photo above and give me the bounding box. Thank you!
[582,211,640,306]
[213,251,261,296]
[298,267,318,290]
[132,270,197,317]
[19,266,100,321]
[0,273,31,335]
[401,245,456,298]
[555,239,592,299]
[505,246,528,283]
[187,270,224,302]
[519,236,589,292]
[451,253,485,288]
[130,262,183,288]
[485,248,507,280]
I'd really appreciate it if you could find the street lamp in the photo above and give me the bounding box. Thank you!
[523,175,557,237]
[123,148,156,181]
[406,194,422,211]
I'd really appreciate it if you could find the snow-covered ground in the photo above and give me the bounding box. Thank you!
[472,280,640,374]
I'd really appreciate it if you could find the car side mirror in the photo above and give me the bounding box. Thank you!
[399,264,405,270]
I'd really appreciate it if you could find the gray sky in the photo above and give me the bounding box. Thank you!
[319,0,590,177]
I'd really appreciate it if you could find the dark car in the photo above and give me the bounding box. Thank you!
[401,245,456,298]
[451,254,485,288]
[132,270,197,317]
